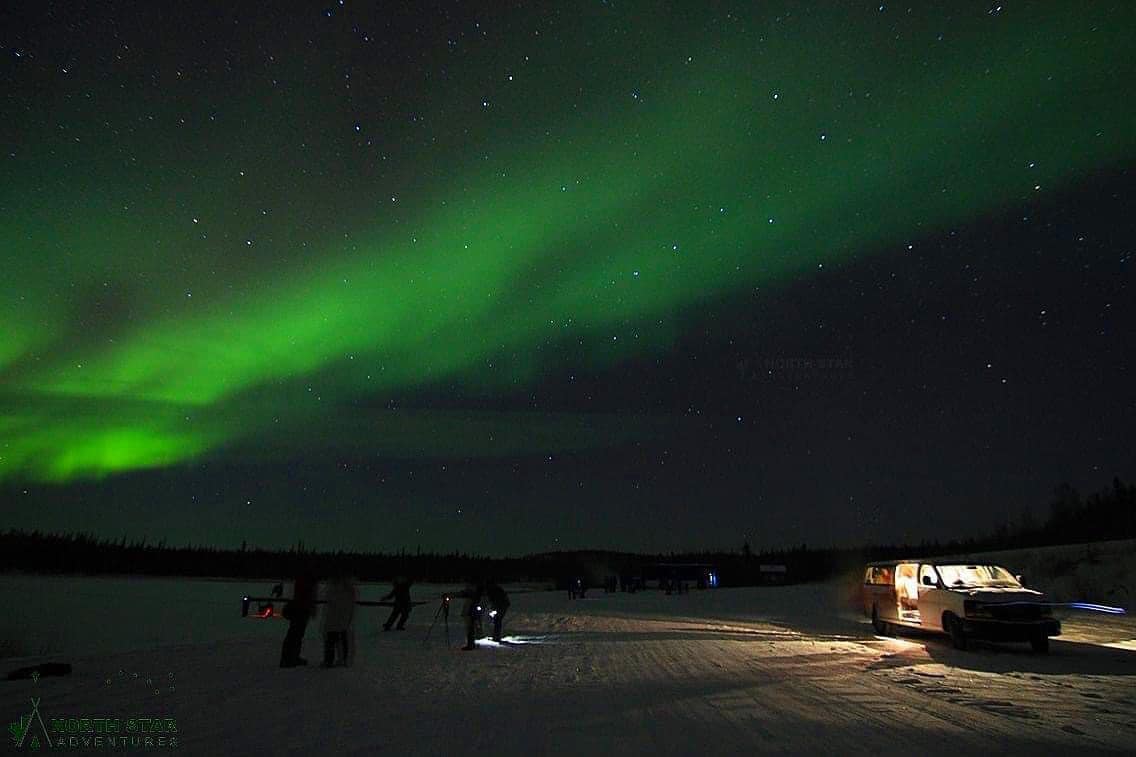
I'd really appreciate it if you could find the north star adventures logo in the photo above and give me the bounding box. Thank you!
[8,698,178,750]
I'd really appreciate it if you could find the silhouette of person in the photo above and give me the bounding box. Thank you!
[569,576,585,599]
[321,573,357,667]
[264,581,284,616]
[455,579,483,651]
[485,580,510,642]
[280,572,318,668]
[381,577,413,631]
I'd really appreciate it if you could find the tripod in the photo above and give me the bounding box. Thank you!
[422,596,451,647]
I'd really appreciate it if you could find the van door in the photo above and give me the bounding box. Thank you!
[917,564,942,629]
[894,563,921,625]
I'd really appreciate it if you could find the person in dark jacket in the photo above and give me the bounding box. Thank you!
[381,577,413,631]
[263,581,284,617]
[484,581,510,642]
[454,580,483,651]
[280,573,318,668]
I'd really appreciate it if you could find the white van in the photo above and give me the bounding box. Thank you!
[861,560,1061,653]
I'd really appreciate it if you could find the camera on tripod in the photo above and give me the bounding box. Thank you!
[423,594,453,646]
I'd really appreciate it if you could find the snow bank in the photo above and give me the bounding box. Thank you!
[2,578,1135,755]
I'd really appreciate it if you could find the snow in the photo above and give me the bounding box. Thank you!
[2,575,1135,754]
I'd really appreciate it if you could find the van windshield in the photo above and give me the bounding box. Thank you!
[936,564,1020,588]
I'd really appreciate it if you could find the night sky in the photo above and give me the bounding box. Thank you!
[1,2,1133,555]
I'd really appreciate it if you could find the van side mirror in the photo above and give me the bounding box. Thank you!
[921,575,934,586]
[1015,574,1023,584]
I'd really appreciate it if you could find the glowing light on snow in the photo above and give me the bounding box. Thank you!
[1065,602,1126,615]
[475,635,553,647]
[1101,639,1136,651]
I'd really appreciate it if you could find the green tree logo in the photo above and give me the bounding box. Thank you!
[8,698,51,750]
[8,713,31,745]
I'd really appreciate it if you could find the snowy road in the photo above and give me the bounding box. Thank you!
[3,582,1135,755]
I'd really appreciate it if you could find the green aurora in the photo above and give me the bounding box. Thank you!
[1,3,1133,482]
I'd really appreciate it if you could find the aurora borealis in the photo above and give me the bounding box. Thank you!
[2,2,1134,552]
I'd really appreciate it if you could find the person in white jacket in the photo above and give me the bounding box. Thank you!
[321,574,357,667]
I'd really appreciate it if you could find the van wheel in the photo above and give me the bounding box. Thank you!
[946,614,967,650]
[1030,634,1049,654]
[871,605,888,635]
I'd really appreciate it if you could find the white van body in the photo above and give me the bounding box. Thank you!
[861,560,1060,652]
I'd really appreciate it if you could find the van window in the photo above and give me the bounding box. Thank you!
[865,566,894,585]
[919,564,939,586]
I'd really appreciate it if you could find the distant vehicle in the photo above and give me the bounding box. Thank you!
[861,560,1061,653]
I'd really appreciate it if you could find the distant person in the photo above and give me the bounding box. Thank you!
[381,577,413,631]
[455,579,484,651]
[321,573,357,667]
[265,581,284,616]
[280,573,318,668]
[570,576,586,599]
[485,580,510,642]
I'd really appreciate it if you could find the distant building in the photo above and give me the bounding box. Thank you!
[758,564,788,585]
[648,563,720,590]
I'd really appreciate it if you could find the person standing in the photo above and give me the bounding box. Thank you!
[485,580,510,642]
[280,572,318,668]
[381,577,413,631]
[455,579,483,651]
[321,573,357,667]
[264,581,284,617]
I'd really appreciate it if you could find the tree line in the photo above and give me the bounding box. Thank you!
[1,477,1131,584]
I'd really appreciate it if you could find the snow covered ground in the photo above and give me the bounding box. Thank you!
[2,575,1135,755]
